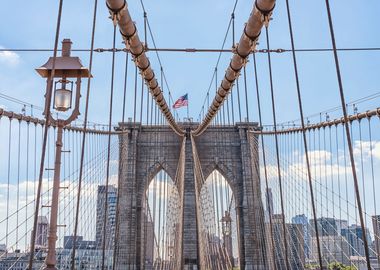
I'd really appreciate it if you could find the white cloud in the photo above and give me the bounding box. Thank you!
[0,48,20,66]
[0,176,114,252]
[353,140,380,161]
[308,150,332,165]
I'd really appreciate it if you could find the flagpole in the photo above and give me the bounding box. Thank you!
[187,95,189,122]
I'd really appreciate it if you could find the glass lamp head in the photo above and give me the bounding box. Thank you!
[54,79,73,112]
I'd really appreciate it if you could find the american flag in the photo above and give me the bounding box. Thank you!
[172,94,188,109]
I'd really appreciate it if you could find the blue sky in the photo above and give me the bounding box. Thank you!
[0,0,380,126]
[2,0,380,256]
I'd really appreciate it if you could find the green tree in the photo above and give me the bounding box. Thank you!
[328,262,355,270]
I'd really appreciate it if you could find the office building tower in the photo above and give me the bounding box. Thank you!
[310,235,350,266]
[310,217,338,237]
[372,215,380,260]
[292,214,310,258]
[341,224,372,256]
[96,185,117,250]
[272,214,305,270]
[36,216,49,249]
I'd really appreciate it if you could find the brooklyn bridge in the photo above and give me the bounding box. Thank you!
[0,0,380,269]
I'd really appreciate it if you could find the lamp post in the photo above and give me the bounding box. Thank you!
[220,210,234,267]
[168,244,174,267]
[36,39,91,270]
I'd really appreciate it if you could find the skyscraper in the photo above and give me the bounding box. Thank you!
[288,223,305,269]
[341,224,372,256]
[36,216,49,249]
[372,215,380,260]
[265,188,274,223]
[292,214,310,259]
[272,214,305,270]
[310,235,350,266]
[266,188,273,215]
[96,185,117,250]
[335,219,348,233]
[310,217,338,237]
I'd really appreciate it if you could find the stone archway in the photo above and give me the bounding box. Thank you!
[115,122,268,270]
[144,169,180,269]
[198,169,239,268]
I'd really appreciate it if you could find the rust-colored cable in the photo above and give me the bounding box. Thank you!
[265,26,290,270]
[106,0,184,136]
[70,0,98,268]
[324,0,371,268]
[193,0,276,136]
[28,1,63,268]
[284,0,323,268]
[102,20,117,270]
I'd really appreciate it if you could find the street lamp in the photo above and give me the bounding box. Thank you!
[36,38,91,270]
[53,79,73,111]
[220,211,232,237]
[220,210,234,267]
[168,245,174,262]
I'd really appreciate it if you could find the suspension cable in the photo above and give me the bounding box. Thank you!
[70,1,98,268]
[121,52,130,124]
[324,1,371,268]
[2,46,380,53]
[101,21,117,270]
[28,0,63,268]
[265,25,290,270]
[106,0,184,136]
[243,66,249,122]
[6,119,12,256]
[197,0,238,120]
[252,52,277,269]
[193,0,276,136]
[236,78,242,122]
[139,76,144,127]
[284,0,323,268]
[277,91,380,126]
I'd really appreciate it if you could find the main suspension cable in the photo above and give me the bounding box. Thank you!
[106,0,183,136]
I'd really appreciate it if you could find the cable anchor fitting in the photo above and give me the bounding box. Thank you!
[107,1,127,25]
[255,1,275,27]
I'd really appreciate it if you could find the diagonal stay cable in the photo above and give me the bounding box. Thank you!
[284,0,323,268]
[28,0,64,268]
[324,0,371,268]
[265,25,290,270]
[198,0,238,118]
[251,52,277,270]
[101,19,117,270]
[106,0,184,136]
[70,0,98,268]
[137,0,183,125]
[193,0,276,136]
